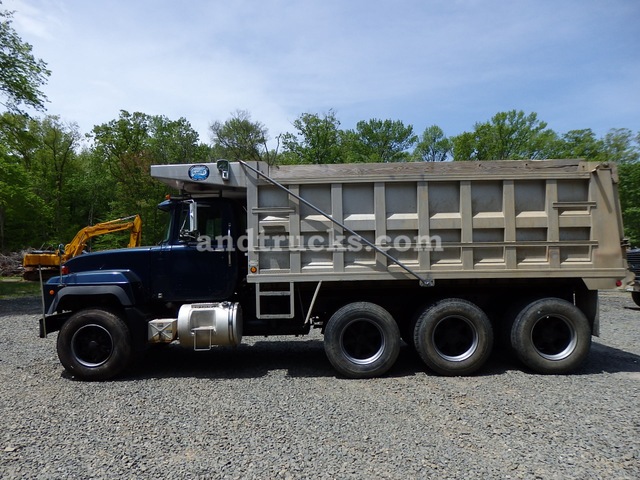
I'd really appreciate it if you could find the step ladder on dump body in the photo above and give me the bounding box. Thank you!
[255,282,295,319]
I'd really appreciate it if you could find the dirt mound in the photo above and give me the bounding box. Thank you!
[0,251,25,276]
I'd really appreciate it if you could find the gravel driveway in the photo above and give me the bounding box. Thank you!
[1,291,638,479]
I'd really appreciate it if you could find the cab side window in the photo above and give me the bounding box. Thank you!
[197,204,222,239]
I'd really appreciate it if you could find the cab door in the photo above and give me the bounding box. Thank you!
[156,199,239,302]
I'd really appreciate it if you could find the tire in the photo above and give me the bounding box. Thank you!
[632,291,640,307]
[413,299,493,376]
[57,309,133,380]
[324,302,400,378]
[510,298,591,374]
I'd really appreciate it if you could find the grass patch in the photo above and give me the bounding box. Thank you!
[0,277,41,299]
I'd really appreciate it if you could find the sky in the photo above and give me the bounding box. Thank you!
[4,0,640,147]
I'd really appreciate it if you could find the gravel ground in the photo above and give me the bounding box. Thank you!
[0,291,638,479]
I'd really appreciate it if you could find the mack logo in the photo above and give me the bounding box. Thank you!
[188,165,209,181]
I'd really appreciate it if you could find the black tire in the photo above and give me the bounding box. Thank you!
[57,309,132,380]
[413,299,493,376]
[324,302,400,378]
[632,291,640,307]
[510,298,591,374]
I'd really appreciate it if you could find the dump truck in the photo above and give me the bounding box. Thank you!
[40,159,628,380]
[23,215,142,281]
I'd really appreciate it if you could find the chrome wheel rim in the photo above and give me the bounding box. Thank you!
[530,314,577,361]
[340,318,385,365]
[432,315,479,362]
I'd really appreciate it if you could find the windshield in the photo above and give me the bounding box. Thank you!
[160,208,174,244]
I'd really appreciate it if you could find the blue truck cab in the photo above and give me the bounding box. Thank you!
[41,196,246,379]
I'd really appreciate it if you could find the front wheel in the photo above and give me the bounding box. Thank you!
[632,291,640,307]
[510,298,591,374]
[324,302,400,378]
[57,309,132,380]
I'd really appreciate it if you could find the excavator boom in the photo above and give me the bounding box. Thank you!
[23,215,142,280]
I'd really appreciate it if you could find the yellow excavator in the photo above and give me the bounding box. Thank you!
[23,214,142,281]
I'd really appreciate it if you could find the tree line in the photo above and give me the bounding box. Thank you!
[1,3,639,253]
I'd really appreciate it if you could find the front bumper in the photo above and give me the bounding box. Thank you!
[39,312,71,338]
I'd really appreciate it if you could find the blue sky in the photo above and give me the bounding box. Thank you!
[4,0,640,146]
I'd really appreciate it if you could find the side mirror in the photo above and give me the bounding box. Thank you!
[188,200,198,233]
[179,200,199,242]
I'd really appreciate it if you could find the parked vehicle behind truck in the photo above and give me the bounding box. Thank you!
[40,159,628,380]
[626,247,640,306]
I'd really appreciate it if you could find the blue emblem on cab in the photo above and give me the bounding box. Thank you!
[188,165,209,181]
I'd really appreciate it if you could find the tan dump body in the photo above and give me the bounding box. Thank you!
[152,159,628,290]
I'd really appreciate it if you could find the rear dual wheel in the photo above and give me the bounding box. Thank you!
[324,302,400,378]
[510,298,591,374]
[413,299,494,376]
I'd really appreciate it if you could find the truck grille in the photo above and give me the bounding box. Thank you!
[627,248,640,275]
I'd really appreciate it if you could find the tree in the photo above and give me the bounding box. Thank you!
[281,110,342,164]
[149,114,208,165]
[0,112,81,243]
[210,110,276,164]
[0,3,50,114]
[0,143,47,251]
[618,161,640,247]
[345,118,417,163]
[600,129,640,245]
[602,128,639,165]
[91,110,209,243]
[32,116,81,238]
[0,110,39,167]
[452,110,557,161]
[554,129,605,161]
[413,125,452,162]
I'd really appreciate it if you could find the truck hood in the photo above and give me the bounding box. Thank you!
[63,246,158,274]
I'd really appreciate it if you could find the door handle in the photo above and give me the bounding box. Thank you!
[227,223,232,266]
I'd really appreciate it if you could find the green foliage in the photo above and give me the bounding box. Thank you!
[63,149,118,239]
[0,113,79,248]
[603,128,639,164]
[552,128,639,164]
[210,110,276,164]
[346,119,416,163]
[281,110,343,164]
[0,5,50,114]
[452,110,557,161]
[618,162,640,247]
[91,110,210,244]
[413,125,452,162]
[554,129,605,160]
[0,146,47,251]
[0,107,211,252]
[281,113,416,164]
